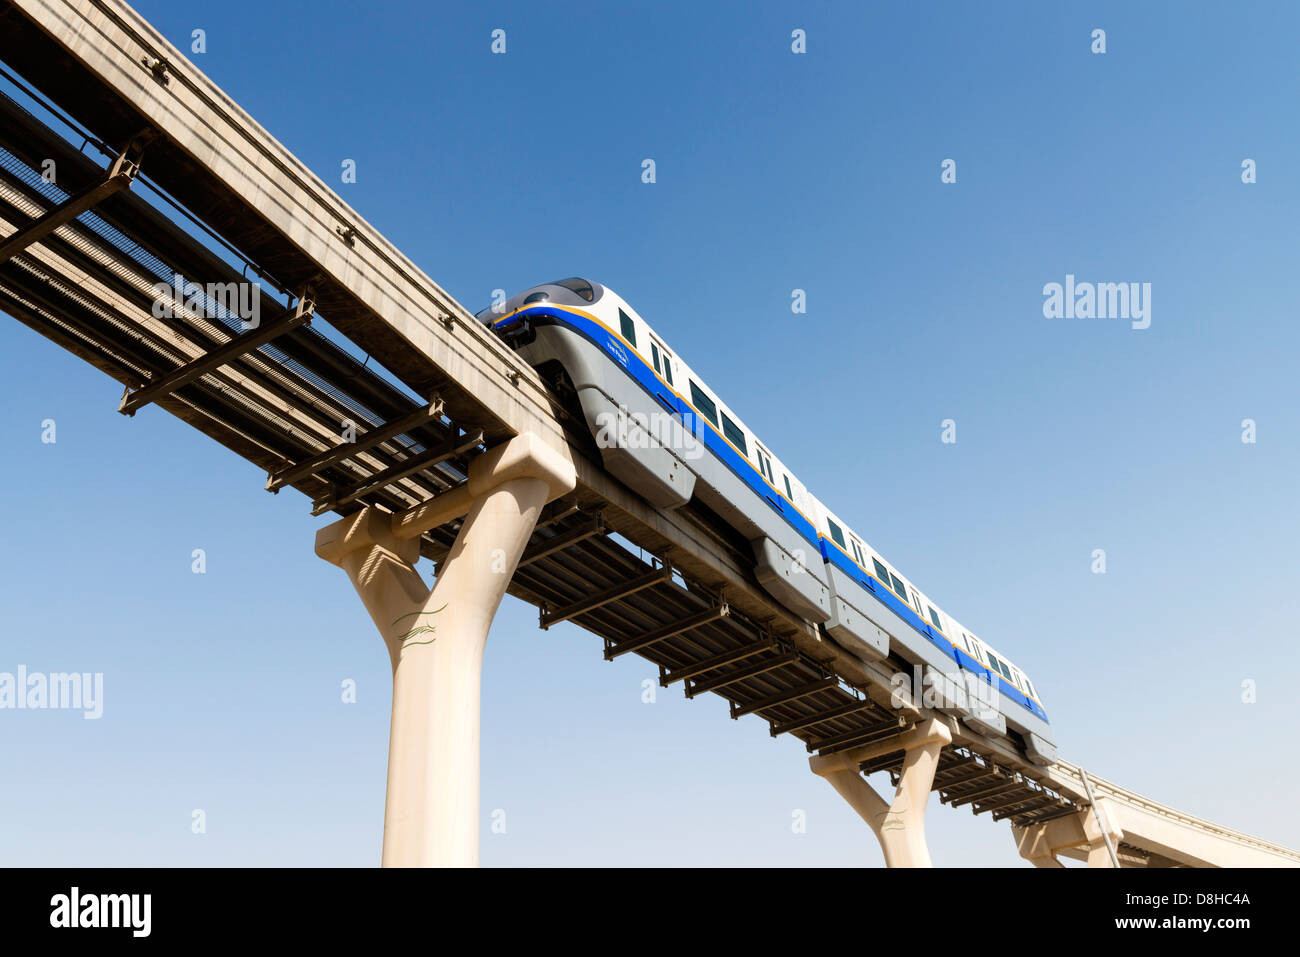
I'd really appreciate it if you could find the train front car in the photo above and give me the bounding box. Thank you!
[476,278,699,510]
[479,279,834,624]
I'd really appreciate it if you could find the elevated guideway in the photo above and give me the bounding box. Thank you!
[1015,761,1300,868]
[0,0,1293,867]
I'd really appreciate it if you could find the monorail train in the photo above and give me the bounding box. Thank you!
[476,278,1056,766]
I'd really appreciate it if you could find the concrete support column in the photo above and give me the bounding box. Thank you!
[316,433,576,867]
[1013,822,1066,868]
[810,718,952,867]
[1012,798,1124,868]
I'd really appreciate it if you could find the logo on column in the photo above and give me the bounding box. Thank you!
[392,606,448,647]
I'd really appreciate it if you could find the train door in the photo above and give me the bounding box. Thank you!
[780,470,800,509]
[754,444,775,487]
[648,336,675,388]
[645,336,681,428]
[1005,666,1024,695]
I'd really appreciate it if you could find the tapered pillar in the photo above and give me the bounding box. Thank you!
[810,718,952,867]
[1014,820,1067,867]
[316,433,576,867]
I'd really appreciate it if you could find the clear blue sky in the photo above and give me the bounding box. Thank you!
[2,0,1297,866]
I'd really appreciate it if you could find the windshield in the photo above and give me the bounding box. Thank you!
[549,277,595,302]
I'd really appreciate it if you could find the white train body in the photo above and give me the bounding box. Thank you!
[478,278,1056,766]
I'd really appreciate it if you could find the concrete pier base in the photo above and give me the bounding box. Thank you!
[316,434,575,867]
[810,718,952,867]
[1013,801,1125,869]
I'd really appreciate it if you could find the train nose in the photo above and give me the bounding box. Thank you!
[474,294,520,324]
[476,287,554,324]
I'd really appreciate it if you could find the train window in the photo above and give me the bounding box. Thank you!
[619,309,637,348]
[721,412,747,456]
[551,277,595,301]
[689,381,718,427]
[827,519,846,549]
[872,558,891,585]
[650,342,661,373]
[755,446,774,483]
[987,652,1002,674]
[850,539,864,566]
[524,291,550,304]
[910,589,924,614]
[783,474,794,502]
[891,573,908,600]
[1025,678,1036,698]
[928,606,942,630]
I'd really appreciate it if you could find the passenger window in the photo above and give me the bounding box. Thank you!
[619,309,637,348]
[827,519,846,549]
[890,573,908,600]
[721,412,747,456]
[928,606,942,631]
[851,540,864,565]
[783,474,794,502]
[872,558,891,585]
[987,652,1002,674]
[689,381,718,426]
[755,445,773,483]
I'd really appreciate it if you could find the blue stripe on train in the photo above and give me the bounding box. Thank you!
[508,305,819,547]
[501,306,1049,725]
